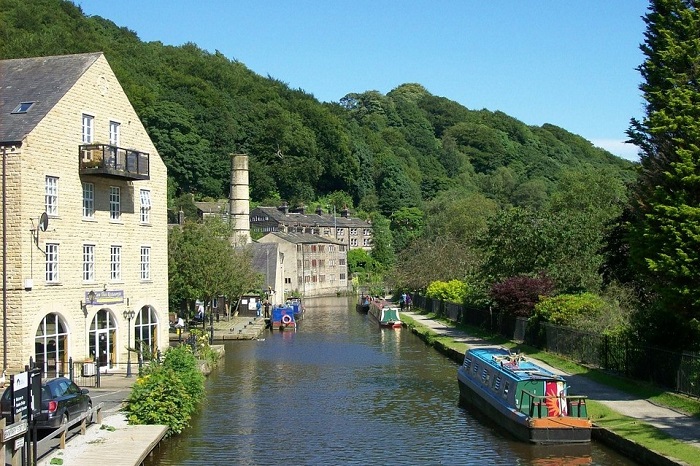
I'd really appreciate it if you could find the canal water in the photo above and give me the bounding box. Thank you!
[146,296,637,465]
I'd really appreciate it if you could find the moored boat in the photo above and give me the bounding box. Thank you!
[356,294,370,313]
[271,305,297,331]
[288,297,304,322]
[368,300,402,328]
[456,346,591,444]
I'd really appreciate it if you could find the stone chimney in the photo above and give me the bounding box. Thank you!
[341,205,349,218]
[315,207,323,216]
[229,154,251,245]
[278,202,289,214]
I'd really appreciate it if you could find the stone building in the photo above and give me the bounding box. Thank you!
[250,205,373,252]
[257,232,347,298]
[0,53,169,375]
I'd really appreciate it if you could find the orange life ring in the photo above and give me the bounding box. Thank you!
[282,314,292,325]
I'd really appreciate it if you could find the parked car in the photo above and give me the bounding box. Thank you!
[1,376,92,429]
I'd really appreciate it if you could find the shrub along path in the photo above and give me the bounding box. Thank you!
[402,310,700,466]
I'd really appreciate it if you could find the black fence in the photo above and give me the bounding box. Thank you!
[413,294,700,398]
[29,350,167,388]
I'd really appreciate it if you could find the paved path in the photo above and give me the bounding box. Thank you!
[169,315,266,343]
[403,311,700,451]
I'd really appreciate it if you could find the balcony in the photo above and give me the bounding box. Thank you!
[79,144,149,180]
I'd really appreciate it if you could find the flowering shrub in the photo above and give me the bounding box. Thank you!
[123,345,204,436]
[425,280,467,303]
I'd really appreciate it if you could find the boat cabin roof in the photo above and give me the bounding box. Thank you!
[466,347,564,383]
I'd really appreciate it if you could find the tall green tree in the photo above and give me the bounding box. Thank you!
[626,0,700,330]
[168,217,260,314]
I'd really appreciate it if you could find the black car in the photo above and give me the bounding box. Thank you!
[1,377,92,429]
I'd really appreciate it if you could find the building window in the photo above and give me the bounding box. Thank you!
[46,243,59,283]
[363,228,372,236]
[12,102,35,114]
[89,310,117,369]
[340,273,346,280]
[109,121,120,146]
[285,277,291,284]
[350,228,358,236]
[337,229,345,236]
[134,306,158,356]
[110,187,121,221]
[140,189,151,224]
[83,182,94,219]
[82,114,94,143]
[350,238,358,247]
[110,245,121,280]
[339,258,346,266]
[83,244,95,282]
[35,313,68,378]
[45,176,58,216]
[140,246,151,280]
[363,238,372,247]
[323,228,330,235]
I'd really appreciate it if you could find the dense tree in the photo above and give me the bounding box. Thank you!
[168,218,260,314]
[625,0,700,337]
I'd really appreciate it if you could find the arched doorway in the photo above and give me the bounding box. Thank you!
[134,305,159,360]
[35,313,69,378]
[89,309,117,370]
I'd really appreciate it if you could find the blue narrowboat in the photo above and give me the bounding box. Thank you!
[270,305,296,331]
[457,346,591,444]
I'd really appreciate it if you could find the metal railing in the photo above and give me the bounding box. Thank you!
[519,390,589,418]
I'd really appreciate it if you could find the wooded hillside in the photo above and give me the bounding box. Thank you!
[0,0,634,217]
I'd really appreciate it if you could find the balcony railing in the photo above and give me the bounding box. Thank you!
[79,144,150,180]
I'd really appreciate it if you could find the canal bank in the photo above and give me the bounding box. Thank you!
[402,310,700,466]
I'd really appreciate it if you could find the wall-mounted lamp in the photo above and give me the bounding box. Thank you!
[81,290,97,317]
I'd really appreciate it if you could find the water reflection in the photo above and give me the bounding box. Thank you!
[146,296,637,466]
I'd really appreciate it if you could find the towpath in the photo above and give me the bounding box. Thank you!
[402,311,700,454]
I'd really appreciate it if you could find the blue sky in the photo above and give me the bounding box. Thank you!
[75,1,648,161]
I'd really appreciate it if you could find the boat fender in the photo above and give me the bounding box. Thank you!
[282,314,292,325]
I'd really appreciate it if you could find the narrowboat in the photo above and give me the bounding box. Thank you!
[356,294,371,313]
[288,297,304,322]
[270,305,297,331]
[456,346,591,444]
[368,300,402,328]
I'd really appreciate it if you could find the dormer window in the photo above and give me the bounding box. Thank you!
[12,102,35,114]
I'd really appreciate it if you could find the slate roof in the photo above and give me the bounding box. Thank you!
[0,52,102,144]
[253,206,370,228]
[195,201,229,215]
[263,231,344,245]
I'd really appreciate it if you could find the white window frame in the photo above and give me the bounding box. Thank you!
[45,176,58,216]
[140,246,151,280]
[110,245,121,281]
[82,114,94,143]
[83,244,95,282]
[140,189,151,224]
[46,243,59,283]
[109,120,120,146]
[109,186,121,221]
[82,182,94,219]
